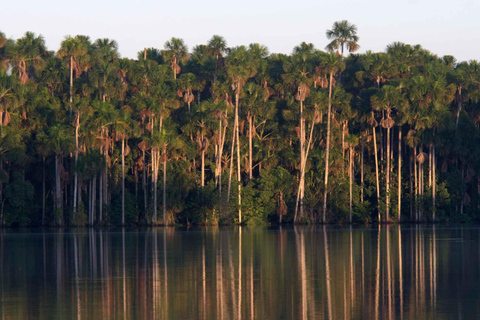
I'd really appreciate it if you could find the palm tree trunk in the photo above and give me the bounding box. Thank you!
[215,119,222,188]
[386,126,391,222]
[428,145,432,188]
[295,119,316,222]
[349,146,353,223]
[455,93,462,131]
[373,126,381,223]
[142,149,147,221]
[432,144,436,222]
[235,93,242,224]
[414,147,418,222]
[248,114,253,181]
[342,122,345,176]
[163,147,167,225]
[42,157,46,225]
[201,147,205,188]
[323,72,334,223]
[121,138,125,225]
[361,135,364,203]
[73,115,79,218]
[99,171,103,223]
[55,154,62,226]
[295,100,305,222]
[398,128,402,222]
[410,150,413,221]
[153,149,158,224]
[92,175,96,224]
[227,105,238,205]
[69,56,73,114]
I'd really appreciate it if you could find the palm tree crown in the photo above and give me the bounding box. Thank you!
[326,20,360,56]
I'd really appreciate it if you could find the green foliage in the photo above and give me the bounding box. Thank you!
[4,172,35,226]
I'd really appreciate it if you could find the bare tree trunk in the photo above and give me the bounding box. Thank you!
[235,93,242,224]
[432,144,436,222]
[73,115,79,219]
[323,72,334,223]
[42,157,46,225]
[163,148,167,225]
[349,146,353,223]
[361,135,364,203]
[215,119,222,188]
[55,154,62,226]
[69,56,73,114]
[295,119,316,222]
[398,128,402,222]
[142,149,147,221]
[201,144,205,188]
[152,149,159,224]
[414,147,418,222]
[386,126,391,222]
[227,105,238,206]
[455,92,462,131]
[373,127,381,223]
[248,114,253,181]
[294,100,306,222]
[410,150,413,221]
[121,138,125,225]
[92,175,96,225]
[99,171,103,223]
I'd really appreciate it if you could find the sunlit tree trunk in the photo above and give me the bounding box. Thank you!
[121,138,125,225]
[323,72,334,223]
[432,144,436,222]
[349,145,353,223]
[227,103,238,206]
[235,92,242,223]
[73,113,79,219]
[386,125,391,222]
[398,128,402,222]
[163,146,167,225]
[248,113,253,181]
[373,127,381,223]
[142,149,147,221]
[361,135,364,203]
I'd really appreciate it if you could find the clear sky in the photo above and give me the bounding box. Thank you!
[3,0,480,62]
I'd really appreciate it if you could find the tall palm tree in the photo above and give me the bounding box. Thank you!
[163,37,188,80]
[282,51,314,221]
[207,35,227,85]
[322,53,345,222]
[325,20,360,57]
[225,46,257,223]
[371,85,404,221]
[7,32,47,84]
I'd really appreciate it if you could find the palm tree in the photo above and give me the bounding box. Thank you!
[322,53,345,222]
[7,32,47,84]
[325,20,360,57]
[47,125,73,226]
[163,37,188,80]
[207,35,227,85]
[282,50,314,221]
[225,46,258,223]
[371,85,404,221]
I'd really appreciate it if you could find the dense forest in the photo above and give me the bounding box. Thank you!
[0,21,479,226]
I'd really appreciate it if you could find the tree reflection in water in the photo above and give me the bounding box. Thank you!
[0,226,477,319]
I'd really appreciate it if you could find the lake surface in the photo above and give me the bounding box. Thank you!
[0,226,479,319]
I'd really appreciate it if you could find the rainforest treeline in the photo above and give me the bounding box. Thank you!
[0,22,479,226]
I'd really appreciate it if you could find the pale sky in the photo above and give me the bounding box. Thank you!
[3,0,480,62]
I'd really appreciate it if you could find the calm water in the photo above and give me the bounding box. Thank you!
[0,226,479,319]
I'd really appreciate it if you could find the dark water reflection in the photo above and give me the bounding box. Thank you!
[0,226,479,319]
